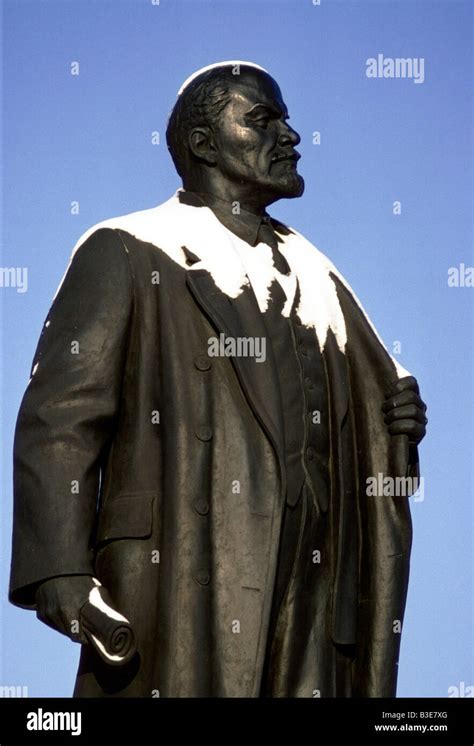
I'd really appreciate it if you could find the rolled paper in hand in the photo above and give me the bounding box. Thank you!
[79,584,137,666]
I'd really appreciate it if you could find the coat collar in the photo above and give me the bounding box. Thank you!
[178,189,291,248]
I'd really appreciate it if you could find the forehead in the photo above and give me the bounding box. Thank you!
[226,71,287,112]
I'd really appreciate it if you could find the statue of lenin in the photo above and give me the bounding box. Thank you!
[9,61,427,697]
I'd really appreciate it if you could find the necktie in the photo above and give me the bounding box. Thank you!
[257,218,291,276]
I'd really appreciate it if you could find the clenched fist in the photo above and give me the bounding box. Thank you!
[35,574,97,644]
[382,376,427,445]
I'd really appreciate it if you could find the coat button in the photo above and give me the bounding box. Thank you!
[194,499,210,515]
[306,446,316,461]
[195,426,213,441]
[194,355,211,371]
[304,377,314,389]
[195,569,210,586]
[300,345,308,356]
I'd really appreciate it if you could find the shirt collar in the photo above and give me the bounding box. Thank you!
[178,189,286,247]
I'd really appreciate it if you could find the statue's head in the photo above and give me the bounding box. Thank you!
[166,61,304,208]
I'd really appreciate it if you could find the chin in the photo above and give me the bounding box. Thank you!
[275,173,305,200]
[254,173,305,206]
[289,174,305,198]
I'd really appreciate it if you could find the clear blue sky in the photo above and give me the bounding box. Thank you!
[1,0,472,697]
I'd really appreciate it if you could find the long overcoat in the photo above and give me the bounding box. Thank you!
[9,195,417,697]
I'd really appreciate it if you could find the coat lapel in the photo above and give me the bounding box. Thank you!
[186,268,286,473]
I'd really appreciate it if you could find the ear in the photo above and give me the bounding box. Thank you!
[188,126,218,166]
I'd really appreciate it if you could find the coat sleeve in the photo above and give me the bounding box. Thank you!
[9,228,134,608]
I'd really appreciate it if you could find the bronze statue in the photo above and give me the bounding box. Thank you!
[9,61,427,697]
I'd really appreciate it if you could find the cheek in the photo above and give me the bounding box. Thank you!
[219,128,270,174]
[236,144,273,178]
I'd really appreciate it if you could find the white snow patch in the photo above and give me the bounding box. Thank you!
[60,191,409,378]
[177,60,268,97]
[89,633,126,662]
[88,586,129,624]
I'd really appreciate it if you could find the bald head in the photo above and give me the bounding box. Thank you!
[166,64,272,179]
[166,63,304,211]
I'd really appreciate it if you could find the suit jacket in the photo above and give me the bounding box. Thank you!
[9,195,417,697]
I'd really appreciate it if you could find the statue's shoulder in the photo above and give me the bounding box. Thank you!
[71,193,183,257]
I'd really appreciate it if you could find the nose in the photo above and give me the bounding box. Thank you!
[278,121,301,147]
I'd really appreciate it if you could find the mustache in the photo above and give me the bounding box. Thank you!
[270,150,301,164]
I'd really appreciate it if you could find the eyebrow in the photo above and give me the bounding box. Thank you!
[244,103,289,119]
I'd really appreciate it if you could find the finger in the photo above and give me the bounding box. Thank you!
[382,390,425,412]
[390,376,420,396]
[384,404,427,425]
[36,600,80,640]
[387,419,426,443]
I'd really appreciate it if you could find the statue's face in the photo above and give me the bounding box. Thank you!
[211,70,304,203]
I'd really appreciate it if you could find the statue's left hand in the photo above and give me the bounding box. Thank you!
[382,376,427,445]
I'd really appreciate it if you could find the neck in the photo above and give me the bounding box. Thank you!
[183,175,270,216]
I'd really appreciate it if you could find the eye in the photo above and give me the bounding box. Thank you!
[254,117,270,129]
